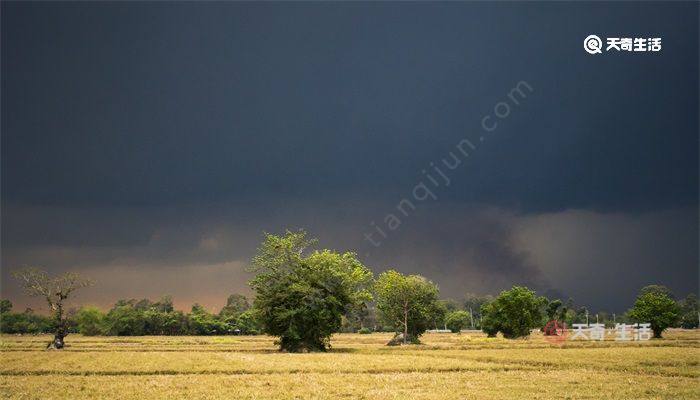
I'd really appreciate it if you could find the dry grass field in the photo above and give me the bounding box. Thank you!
[1,330,699,399]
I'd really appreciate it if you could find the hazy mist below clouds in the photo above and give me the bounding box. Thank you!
[2,200,696,313]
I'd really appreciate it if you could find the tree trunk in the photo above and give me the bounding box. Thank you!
[47,333,65,350]
[47,301,66,350]
[403,302,409,345]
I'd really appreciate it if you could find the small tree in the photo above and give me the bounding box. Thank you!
[629,285,680,338]
[542,298,565,335]
[12,267,93,349]
[374,270,441,344]
[430,300,448,330]
[249,230,373,352]
[480,301,500,337]
[219,294,250,320]
[678,293,699,329]
[463,293,494,329]
[545,299,563,321]
[480,286,546,339]
[445,310,471,333]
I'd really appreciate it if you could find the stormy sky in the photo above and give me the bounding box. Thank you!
[2,2,698,313]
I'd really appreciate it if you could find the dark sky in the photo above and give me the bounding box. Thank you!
[2,1,698,313]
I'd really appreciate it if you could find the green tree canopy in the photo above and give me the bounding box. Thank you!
[76,306,106,336]
[639,285,675,299]
[0,308,51,334]
[249,230,373,352]
[0,299,12,314]
[462,293,493,329]
[445,310,471,333]
[188,304,229,335]
[545,299,563,321]
[105,302,147,336]
[374,270,441,344]
[219,294,250,319]
[480,286,546,339]
[233,309,262,334]
[678,293,699,329]
[152,295,174,313]
[629,285,680,338]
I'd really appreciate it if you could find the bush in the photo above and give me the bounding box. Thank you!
[358,327,372,334]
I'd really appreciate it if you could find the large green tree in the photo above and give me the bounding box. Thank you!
[628,285,680,338]
[249,230,373,352]
[374,270,441,344]
[480,286,546,339]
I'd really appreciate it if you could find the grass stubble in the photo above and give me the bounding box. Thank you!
[0,330,698,399]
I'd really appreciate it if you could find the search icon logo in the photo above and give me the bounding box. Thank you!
[584,35,603,54]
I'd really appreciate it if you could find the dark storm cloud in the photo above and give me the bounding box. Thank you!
[2,201,695,312]
[3,2,697,210]
[1,2,697,311]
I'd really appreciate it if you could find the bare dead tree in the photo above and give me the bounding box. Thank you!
[12,267,93,349]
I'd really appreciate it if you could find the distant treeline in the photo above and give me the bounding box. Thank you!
[0,294,259,336]
[1,290,697,336]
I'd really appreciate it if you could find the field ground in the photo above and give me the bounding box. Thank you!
[1,330,699,399]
